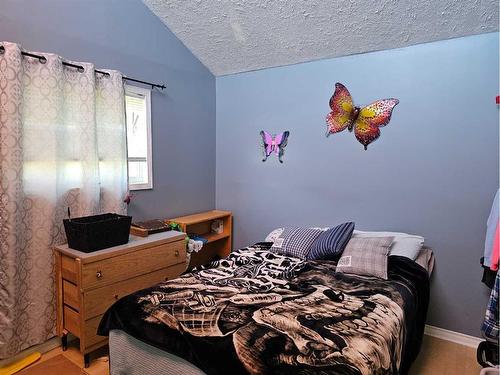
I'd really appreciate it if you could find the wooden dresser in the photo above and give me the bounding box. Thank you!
[54,231,186,367]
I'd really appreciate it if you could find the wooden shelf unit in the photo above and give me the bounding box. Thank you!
[168,210,232,269]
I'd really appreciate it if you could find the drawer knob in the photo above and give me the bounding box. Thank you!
[114,294,119,300]
[96,271,102,279]
[175,250,179,256]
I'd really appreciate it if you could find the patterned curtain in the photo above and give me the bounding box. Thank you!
[0,41,128,358]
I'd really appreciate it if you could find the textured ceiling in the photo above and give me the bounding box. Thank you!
[143,0,499,76]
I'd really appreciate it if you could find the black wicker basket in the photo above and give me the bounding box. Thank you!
[63,213,132,253]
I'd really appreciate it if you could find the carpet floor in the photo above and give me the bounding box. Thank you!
[19,334,485,375]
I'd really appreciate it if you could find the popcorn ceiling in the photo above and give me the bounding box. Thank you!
[143,0,499,76]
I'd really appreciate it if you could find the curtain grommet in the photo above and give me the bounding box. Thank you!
[39,56,47,64]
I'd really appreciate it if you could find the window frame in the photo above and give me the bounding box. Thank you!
[125,84,153,191]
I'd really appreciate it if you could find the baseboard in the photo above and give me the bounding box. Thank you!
[425,324,483,348]
[0,336,61,368]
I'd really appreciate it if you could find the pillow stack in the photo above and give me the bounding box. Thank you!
[352,230,424,260]
[268,222,355,260]
[336,231,425,279]
[265,225,425,280]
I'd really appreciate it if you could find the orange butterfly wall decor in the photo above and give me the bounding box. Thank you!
[326,83,399,150]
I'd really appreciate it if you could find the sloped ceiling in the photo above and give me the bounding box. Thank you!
[143,0,499,76]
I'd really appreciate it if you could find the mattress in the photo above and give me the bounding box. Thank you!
[414,247,435,275]
[109,329,205,375]
[100,243,430,375]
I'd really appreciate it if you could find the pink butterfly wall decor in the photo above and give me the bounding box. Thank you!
[326,83,399,150]
[260,130,290,163]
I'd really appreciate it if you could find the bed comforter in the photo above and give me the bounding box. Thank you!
[98,243,429,375]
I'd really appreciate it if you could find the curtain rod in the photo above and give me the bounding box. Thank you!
[0,45,166,90]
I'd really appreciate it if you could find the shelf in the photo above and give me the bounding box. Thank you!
[166,210,232,269]
[169,210,231,226]
[193,232,230,244]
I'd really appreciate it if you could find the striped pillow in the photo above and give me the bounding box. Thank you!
[307,222,355,260]
[270,227,323,259]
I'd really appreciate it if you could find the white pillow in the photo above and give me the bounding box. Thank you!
[265,228,284,243]
[352,230,424,260]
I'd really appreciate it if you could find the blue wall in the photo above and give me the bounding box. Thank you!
[2,0,497,337]
[0,0,216,220]
[216,33,499,336]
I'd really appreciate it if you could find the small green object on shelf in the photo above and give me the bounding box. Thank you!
[167,221,182,232]
[167,222,189,242]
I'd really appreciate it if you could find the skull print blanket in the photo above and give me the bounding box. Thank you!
[98,243,429,375]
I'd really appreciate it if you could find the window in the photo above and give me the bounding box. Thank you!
[125,85,153,190]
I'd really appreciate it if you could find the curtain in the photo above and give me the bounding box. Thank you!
[0,42,128,358]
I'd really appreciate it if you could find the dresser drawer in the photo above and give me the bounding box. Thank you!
[61,255,77,284]
[63,280,80,311]
[63,305,80,337]
[81,241,186,290]
[83,263,185,319]
[83,314,107,352]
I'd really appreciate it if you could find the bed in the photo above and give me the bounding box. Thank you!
[98,243,431,375]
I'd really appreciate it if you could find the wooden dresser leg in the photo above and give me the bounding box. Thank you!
[84,353,90,368]
[61,334,68,351]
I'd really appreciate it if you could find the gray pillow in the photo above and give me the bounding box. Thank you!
[336,237,394,279]
[270,227,323,259]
